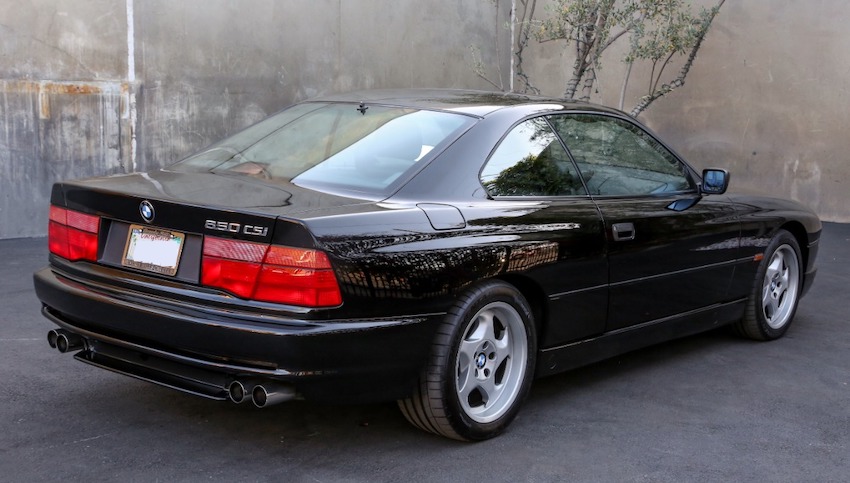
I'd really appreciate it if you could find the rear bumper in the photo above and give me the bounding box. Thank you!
[33,266,443,403]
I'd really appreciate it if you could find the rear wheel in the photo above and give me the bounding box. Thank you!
[734,229,802,340]
[398,280,536,441]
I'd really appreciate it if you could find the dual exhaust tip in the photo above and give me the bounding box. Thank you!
[47,329,85,353]
[228,380,296,408]
[47,329,294,408]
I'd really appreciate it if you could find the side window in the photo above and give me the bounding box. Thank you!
[480,118,586,197]
[548,114,694,196]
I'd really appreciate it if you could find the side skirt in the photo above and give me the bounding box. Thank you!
[535,299,747,378]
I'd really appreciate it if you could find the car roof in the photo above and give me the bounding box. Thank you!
[308,88,627,118]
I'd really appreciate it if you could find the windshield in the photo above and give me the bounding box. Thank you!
[172,102,475,196]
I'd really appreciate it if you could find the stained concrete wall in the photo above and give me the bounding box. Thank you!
[0,0,510,238]
[1,0,132,238]
[521,0,850,222]
[646,0,850,223]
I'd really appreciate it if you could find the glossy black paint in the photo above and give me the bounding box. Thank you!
[598,194,742,330]
[34,89,821,404]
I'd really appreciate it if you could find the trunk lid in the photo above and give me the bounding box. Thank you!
[50,170,369,286]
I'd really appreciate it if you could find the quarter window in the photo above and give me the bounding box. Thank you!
[548,114,694,196]
[480,118,586,197]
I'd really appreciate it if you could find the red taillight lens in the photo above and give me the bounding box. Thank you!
[262,246,332,269]
[201,258,263,299]
[48,206,99,261]
[201,238,266,299]
[201,236,342,308]
[48,221,70,258]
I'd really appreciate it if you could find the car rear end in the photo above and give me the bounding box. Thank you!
[35,179,450,404]
[33,97,481,405]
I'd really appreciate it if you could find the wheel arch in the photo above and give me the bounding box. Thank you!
[779,221,809,273]
[495,274,548,345]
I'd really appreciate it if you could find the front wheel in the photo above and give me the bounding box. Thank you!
[733,229,803,340]
[398,280,536,441]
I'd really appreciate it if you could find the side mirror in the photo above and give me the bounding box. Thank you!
[701,169,729,195]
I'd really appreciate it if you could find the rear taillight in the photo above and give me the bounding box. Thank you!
[201,236,342,308]
[48,206,100,261]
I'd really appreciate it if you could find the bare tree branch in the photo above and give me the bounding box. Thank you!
[515,0,540,94]
[602,26,633,51]
[618,59,632,110]
[650,50,677,95]
[630,0,725,117]
[468,44,504,91]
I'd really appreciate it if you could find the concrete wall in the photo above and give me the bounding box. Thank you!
[521,0,850,222]
[0,0,510,238]
[649,0,850,223]
[1,0,132,238]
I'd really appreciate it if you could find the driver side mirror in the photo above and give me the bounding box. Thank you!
[701,169,729,195]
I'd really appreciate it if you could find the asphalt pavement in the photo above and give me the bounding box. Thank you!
[1,224,848,482]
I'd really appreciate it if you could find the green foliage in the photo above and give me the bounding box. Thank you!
[627,1,719,64]
[532,0,723,114]
[485,153,575,196]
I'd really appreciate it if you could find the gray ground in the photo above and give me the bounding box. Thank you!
[1,224,848,482]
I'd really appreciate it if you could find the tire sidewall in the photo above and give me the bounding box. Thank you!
[441,281,537,441]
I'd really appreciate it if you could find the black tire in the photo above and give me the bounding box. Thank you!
[398,280,537,441]
[733,229,803,341]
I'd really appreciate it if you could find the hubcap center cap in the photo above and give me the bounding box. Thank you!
[475,353,487,369]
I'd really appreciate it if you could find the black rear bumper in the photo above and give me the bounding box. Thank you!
[34,265,443,403]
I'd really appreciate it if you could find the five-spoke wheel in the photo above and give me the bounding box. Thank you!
[761,244,800,330]
[455,301,528,424]
[398,281,536,441]
[735,229,803,340]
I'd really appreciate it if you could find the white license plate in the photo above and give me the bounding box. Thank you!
[121,225,185,276]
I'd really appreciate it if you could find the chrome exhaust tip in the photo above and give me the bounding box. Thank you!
[47,329,61,349]
[252,382,296,408]
[48,329,84,353]
[227,380,255,404]
[57,332,84,353]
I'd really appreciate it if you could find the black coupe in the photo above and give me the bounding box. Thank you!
[34,89,820,441]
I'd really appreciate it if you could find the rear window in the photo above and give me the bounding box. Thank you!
[172,102,475,196]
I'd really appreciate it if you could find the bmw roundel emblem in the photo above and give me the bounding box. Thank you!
[139,200,155,223]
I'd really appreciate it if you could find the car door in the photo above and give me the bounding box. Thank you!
[548,113,740,331]
[476,116,608,346]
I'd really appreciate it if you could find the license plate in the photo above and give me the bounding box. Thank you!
[122,225,185,276]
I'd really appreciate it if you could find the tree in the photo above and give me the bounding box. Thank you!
[485,153,576,196]
[473,0,725,117]
[471,0,541,94]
